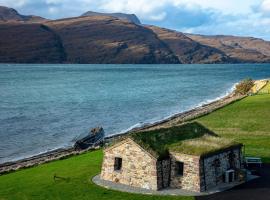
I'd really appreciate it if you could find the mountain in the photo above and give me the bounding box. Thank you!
[1,6,270,64]
[45,16,179,64]
[187,34,270,63]
[0,6,46,22]
[81,11,141,24]
[148,26,234,64]
[0,23,65,63]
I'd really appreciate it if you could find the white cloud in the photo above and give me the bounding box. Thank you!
[149,12,167,21]
[252,0,270,17]
[99,0,167,17]
[261,0,270,10]
[0,0,28,7]
[48,6,58,14]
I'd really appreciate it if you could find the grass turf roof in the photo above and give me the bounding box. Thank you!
[169,135,240,157]
[128,122,240,158]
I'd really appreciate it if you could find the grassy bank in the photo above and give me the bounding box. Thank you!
[0,150,192,200]
[196,93,270,162]
[0,93,269,199]
[258,81,270,94]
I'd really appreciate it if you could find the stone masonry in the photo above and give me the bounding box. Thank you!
[201,148,242,190]
[101,138,159,190]
[170,146,242,192]
[170,152,201,192]
[100,138,243,193]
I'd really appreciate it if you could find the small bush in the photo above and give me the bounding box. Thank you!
[235,78,254,95]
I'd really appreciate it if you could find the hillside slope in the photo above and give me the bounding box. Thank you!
[0,6,46,22]
[82,11,141,24]
[46,16,179,64]
[0,23,65,63]
[1,6,270,64]
[187,34,270,63]
[148,26,234,64]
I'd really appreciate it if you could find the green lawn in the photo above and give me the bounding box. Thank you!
[0,150,192,200]
[196,94,270,162]
[0,93,270,200]
[258,81,270,94]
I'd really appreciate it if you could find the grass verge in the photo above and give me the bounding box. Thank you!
[0,150,192,200]
[196,94,270,162]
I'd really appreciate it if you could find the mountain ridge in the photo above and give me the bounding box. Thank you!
[1,6,270,64]
[81,11,141,24]
[0,6,46,22]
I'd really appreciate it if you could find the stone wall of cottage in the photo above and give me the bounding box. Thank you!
[201,147,242,190]
[100,139,159,190]
[170,153,201,192]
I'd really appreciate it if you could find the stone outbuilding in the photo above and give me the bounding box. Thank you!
[100,122,244,192]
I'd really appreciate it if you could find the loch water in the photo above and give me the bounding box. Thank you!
[1,64,270,163]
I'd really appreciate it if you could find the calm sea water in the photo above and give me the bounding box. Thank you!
[0,64,270,163]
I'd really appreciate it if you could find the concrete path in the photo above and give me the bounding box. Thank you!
[92,174,257,196]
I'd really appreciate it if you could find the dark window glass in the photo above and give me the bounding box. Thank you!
[213,158,221,167]
[114,157,122,171]
[176,161,184,176]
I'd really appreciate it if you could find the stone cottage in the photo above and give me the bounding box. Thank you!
[100,122,243,192]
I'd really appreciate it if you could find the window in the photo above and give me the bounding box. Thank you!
[229,152,236,169]
[114,157,122,171]
[213,158,221,167]
[176,161,184,176]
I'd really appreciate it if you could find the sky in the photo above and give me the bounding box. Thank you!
[1,0,270,40]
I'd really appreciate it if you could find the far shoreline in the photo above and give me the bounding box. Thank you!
[0,79,268,174]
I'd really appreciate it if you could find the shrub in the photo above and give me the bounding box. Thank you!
[235,78,254,95]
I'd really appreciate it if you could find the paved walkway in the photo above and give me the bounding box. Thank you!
[92,174,257,196]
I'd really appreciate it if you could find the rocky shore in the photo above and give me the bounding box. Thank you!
[0,91,246,175]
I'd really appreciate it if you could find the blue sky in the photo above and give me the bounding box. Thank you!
[1,0,270,40]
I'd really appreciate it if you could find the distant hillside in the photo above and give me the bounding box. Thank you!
[0,23,65,63]
[0,6,46,22]
[82,11,141,24]
[1,6,270,64]
[45,16,179,64]
[148,26,234,64]
[187,34,270,63]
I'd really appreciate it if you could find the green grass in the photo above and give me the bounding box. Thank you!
[1,93,270,200]
[196,94,270,162]
[0,150,192,200]
[130,122,212,158]
[258,81,270,94]
[169,135,240,156]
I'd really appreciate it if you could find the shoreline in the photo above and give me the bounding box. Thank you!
[110,83,237,137]
[107,93,245,140]
[0,86,247,174]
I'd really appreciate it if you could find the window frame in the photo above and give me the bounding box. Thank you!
[175,161,184,176]
[114,157,122,171]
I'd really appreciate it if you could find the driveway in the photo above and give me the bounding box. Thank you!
[196,164,270,200]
